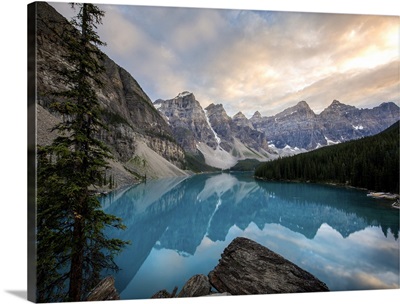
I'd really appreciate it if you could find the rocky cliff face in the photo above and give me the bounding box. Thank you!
[156,94,273,169]
[34,2,187,183]
[251,101,325,150]
[230,111,270,153]
[250,100,399,149]
[319,100,400,144]
[204,103,233,152]
[232,112,254,129]
[154,92,218,153]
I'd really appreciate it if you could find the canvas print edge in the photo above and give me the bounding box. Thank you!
[27,0,399,303]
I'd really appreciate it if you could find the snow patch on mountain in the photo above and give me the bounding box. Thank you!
[283,145,294,150]
[324,136,341,145]
[177,91,192,98]
[153,102,162,110]
[266,143,307,159]
[204,109,221,145]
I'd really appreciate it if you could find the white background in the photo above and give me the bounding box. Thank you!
[1,0,399,303]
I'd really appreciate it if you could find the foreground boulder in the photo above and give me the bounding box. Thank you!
[151,287,178,299]
[151,275,212,299]
[177,274,211,297]
[85,276,120,301]
[208,237,329,295]
[151,237,329,298]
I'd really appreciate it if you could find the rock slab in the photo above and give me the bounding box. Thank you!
[177,274,211,297]
[85,276,120,301]
[208,237,329,295]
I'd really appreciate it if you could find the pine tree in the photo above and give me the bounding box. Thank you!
[37,3,128,302]
[254,122,399,193]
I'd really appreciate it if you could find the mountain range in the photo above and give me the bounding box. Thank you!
[154,92,273,169]
[35,2,399,182]
[155,92,399,169]
[250,99,399,149]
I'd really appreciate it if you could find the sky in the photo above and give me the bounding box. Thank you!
[50,1,399,118]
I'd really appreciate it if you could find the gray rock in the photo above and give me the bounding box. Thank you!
[250,101,323,150]
[155,92,219,153]
[156,97,272,160]
[151,289,172,299]
[205,103,233,147]
[205,292,232,296]
[177,274,212,297]
[204,103,272,154]
[85,276,120,301]
[319,100,399,144]
[208,237,329,295]
[151,286,178,298]
[232,112,254,130]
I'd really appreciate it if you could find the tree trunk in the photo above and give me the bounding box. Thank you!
[68,211,85,301]
[69,6,88,299]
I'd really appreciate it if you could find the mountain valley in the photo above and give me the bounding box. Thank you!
[35,2,399,182]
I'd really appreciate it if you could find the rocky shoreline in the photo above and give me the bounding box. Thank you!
[255,176,399,206]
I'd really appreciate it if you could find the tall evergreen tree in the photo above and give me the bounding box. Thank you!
[36,3,128,302]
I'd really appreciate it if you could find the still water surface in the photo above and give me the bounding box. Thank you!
[99,172,399,299]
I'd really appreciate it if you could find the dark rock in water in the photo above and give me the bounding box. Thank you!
[85,276,120,301]
[151,286,178,299]
[151,289,173,299]
[205,292,232,296]
[208,237,329,295]
[177,274,212,297]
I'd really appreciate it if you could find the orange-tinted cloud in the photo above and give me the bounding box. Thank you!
[50,3,399,117]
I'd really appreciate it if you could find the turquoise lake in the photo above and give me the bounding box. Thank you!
[99,172,399,299]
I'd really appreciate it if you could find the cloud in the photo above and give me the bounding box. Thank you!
[99,6,145,57]
[273,59,399,114]
[50,3,399,117]
[95,5,190,97]
[170,10,223,52]
[201,12,399,116]
[163,10,398,116]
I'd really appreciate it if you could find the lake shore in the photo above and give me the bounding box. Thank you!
[254,175,399,203]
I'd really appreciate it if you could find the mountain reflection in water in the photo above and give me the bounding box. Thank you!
[99,172,399,299]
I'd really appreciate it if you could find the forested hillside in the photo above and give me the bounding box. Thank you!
[254,121,399,193]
